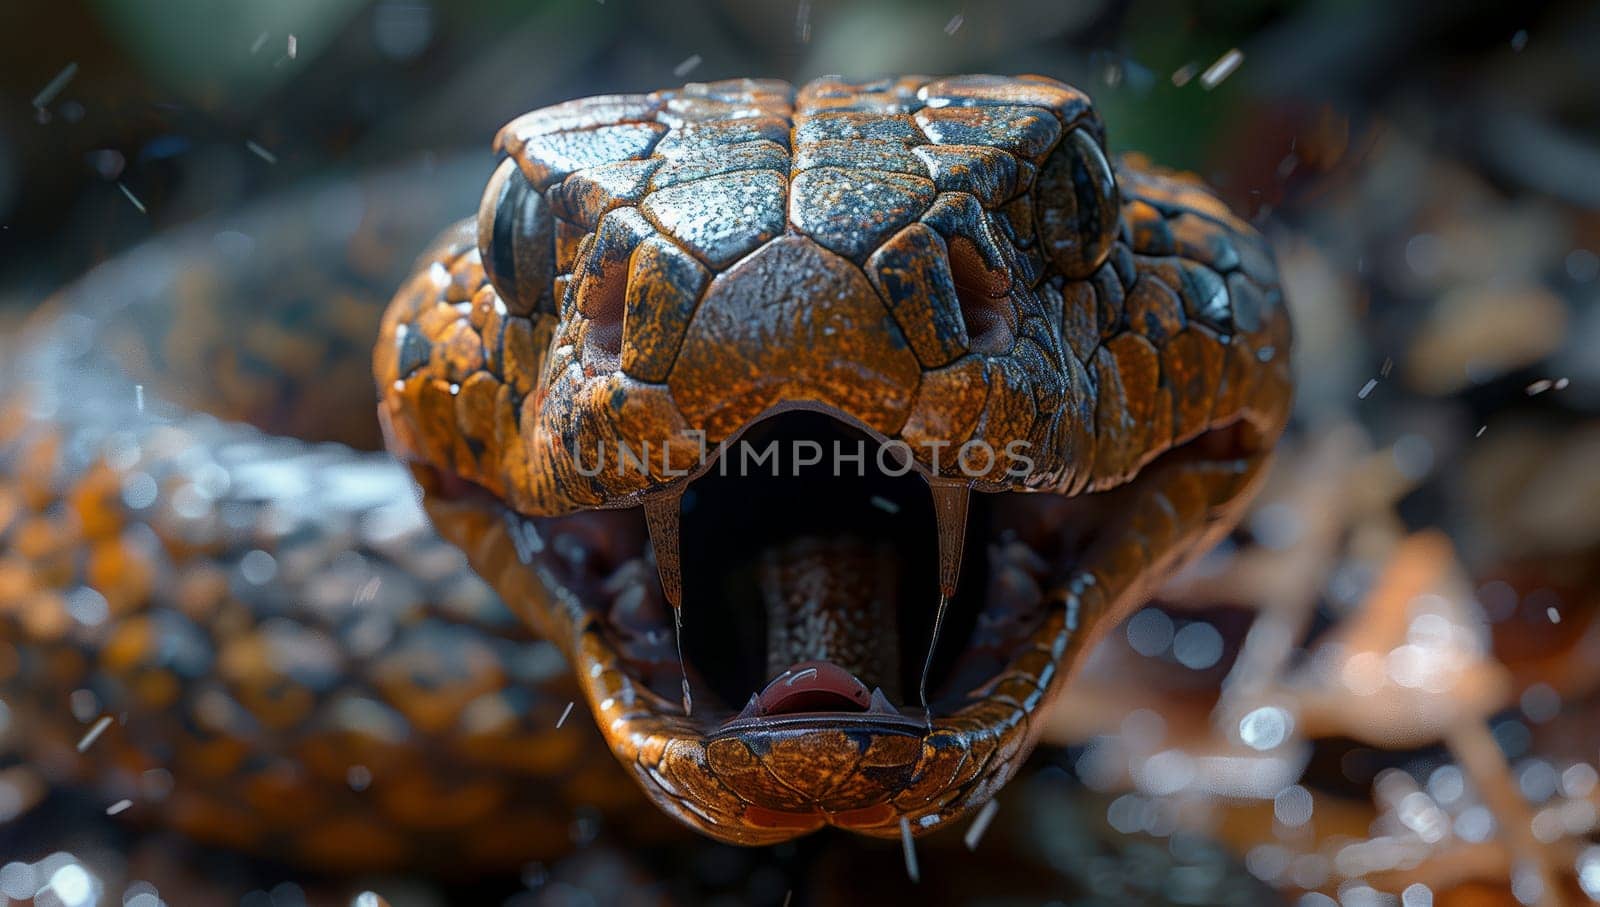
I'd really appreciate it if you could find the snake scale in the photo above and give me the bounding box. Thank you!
[0,75,1291,875]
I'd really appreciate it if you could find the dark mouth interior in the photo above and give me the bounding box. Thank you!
[677,412,994,714]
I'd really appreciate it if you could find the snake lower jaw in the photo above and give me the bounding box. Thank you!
[413,413,1273,844]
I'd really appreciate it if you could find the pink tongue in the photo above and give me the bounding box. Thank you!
[756,660,872,715]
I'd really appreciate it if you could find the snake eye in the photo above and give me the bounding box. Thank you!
[477,157,555,316]
[1034,127,1119,280]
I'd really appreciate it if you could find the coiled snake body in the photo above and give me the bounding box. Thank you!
[0,75,1291,871]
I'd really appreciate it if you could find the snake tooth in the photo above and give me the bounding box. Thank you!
[642,493,684,612]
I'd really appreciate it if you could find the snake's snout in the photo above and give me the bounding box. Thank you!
[656,235,922,441]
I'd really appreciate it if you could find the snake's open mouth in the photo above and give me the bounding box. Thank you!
[421,405,1265,844]
[654,411,1033,726]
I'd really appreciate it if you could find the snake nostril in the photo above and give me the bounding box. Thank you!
[947,235,1016,355]
[576,259,627,369]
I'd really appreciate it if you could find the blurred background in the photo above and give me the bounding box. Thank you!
[2,0,1600,904]
[3,0,1589,300]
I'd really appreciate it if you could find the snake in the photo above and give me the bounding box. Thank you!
[0,74,1291,873]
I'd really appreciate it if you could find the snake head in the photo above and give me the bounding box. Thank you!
[376,75,1291,844]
